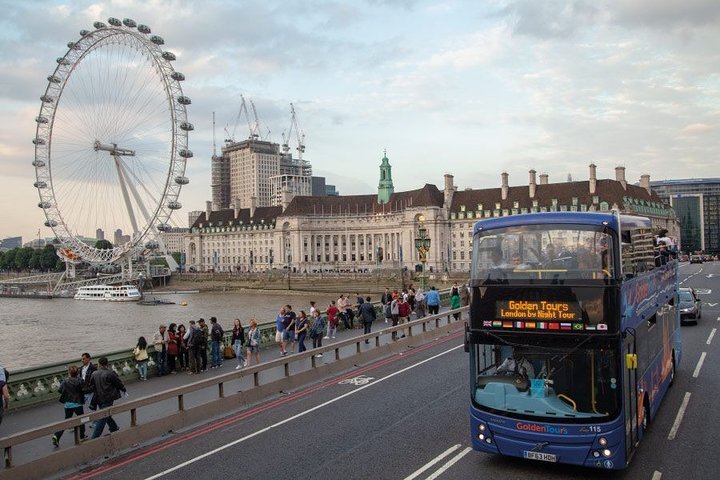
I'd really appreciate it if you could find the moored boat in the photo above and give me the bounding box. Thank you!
[74,285,142,302]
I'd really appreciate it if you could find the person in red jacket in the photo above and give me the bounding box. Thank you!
[397,296,411,339]
[325,300,339,339]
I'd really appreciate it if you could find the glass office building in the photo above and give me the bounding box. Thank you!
[650,179,720,254]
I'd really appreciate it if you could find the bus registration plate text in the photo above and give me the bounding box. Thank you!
[524,451,558,462]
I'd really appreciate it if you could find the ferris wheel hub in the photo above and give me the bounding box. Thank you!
[93,140,135,156]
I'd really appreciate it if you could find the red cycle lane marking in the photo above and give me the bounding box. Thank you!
[69,328,464,479]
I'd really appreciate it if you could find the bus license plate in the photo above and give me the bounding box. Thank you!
[524,451,558,462]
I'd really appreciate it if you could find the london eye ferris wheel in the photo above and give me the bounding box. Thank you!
[32,17,192,265]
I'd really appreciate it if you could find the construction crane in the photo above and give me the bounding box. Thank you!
[225,94,258,144]
[281,103,306,161]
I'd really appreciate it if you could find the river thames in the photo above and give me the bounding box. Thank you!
[0,291,340,370]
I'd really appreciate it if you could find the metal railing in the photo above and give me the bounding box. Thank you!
[0,306,468,479]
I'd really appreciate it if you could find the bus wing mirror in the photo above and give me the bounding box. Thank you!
[625,353,638,370]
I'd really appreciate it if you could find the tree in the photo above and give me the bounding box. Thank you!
[95,239,113,250]
[41,245,58,271]
[14,247,35,271]
[28,249,42,270]
[1,248,17,271]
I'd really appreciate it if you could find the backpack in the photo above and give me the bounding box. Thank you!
[211,324,224,342]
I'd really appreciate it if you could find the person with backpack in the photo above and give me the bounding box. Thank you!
[309,309,326,356]
[231,318,246,370]
[359,296,376,344]
[52,365,87,446]
[198,318,209,371]
[89,357,126,439]
[209,317,225,369]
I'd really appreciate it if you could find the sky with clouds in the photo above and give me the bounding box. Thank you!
[1,0,718,243]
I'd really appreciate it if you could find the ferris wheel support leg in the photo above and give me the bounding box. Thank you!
[114,155,139,234]
[118,159,152,226]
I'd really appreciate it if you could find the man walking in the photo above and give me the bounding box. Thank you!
[79,353,97,407]
[359,296,376,344]
[152,325,168,376]
[90,357,126,438]
[198,319,209,371]
[276,307,287,356]
[209,317,224,368]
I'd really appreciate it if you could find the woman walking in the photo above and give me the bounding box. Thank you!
[450,283,461,320]
[246,319,261,366]
[232,318,246,370]
[133,336,149,380]
[167,323,178,374]
[177,324,188,371]
[52,365,86,446]
[296,311,309,353]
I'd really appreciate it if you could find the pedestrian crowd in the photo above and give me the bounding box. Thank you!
[1,285,462,448]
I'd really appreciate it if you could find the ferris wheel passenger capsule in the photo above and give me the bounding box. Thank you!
[180,122,193,131]
[177,96,191,105]
[122,18,137,28]
[33,138,46,145]
[179,149,193,158]
[108,17,122,27]
[34,181,47,189]
[145,240,159,249]
[167,201,182,210]
[175,176,189,185]
[38,201,52,209]
[47,75,61,83]
[57,57,71,65]
[138,24,151,34]
[32,160,46,167]
[151,35,164,45]
[40,95,54,103]
[44,220,58,228]
[35,116,48,124]
[157,223,171,232]
[162,51,176,61]
[171,72,185,81]
[93,21,106,29]
[79,29,90,36]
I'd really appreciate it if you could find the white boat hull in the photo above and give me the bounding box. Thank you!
[74,285,142,302]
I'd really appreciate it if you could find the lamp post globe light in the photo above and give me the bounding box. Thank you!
[414,220,431,290]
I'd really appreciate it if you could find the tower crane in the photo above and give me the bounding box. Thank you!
[281,103,306,161]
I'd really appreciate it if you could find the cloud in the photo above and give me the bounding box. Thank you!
[423,27,509,68]
[679,123,715,136]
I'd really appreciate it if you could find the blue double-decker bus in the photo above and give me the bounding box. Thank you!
[465,212,680,469]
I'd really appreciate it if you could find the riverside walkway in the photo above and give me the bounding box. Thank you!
[0,303,463,480]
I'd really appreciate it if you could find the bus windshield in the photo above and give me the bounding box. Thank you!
[472,342,621,422]
[472,224,615,282]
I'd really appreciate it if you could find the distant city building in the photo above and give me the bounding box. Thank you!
[311,176,327,196]
[226,139,281,209]
[96,228,105,241]
[325,184,339,196]
[210,153,231,209]
[650,178,720,254]
[183,163,676,273]
[0,236,22,251]
[113,229,130,246]
[159,227,189,254]
[188,211,203,228]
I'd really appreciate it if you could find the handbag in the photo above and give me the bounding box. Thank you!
[223,344,236,359]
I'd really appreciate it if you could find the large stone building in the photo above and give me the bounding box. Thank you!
[650,178,720,254]
[183,160,677,274]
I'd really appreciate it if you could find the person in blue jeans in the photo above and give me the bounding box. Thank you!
[89,357,126,438]
[426,286,440,315]
[209,317,224,368]
[152,325,168,376]
[52,365,86,446]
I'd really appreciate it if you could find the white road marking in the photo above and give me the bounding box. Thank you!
[652,470,662,480]
[403,444,462,480]
[425,447,473,480]
[144,344,466,479]
[667,392,691,440]
[707,328,717,345]
[693,352,707,378]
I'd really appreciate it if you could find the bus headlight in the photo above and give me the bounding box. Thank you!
[602,448,612,457]
[479,424,486,432]
[478,434,485,441]
[598,437,608,446]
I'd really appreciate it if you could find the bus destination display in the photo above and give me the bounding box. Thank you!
[482,300,607,331]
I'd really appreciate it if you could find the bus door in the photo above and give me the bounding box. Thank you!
[623,328,639,454]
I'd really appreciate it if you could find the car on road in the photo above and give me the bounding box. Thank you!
[690,255,703,264]
[679,287,701,324]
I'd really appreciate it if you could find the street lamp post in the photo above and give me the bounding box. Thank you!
[414,222,431,290]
